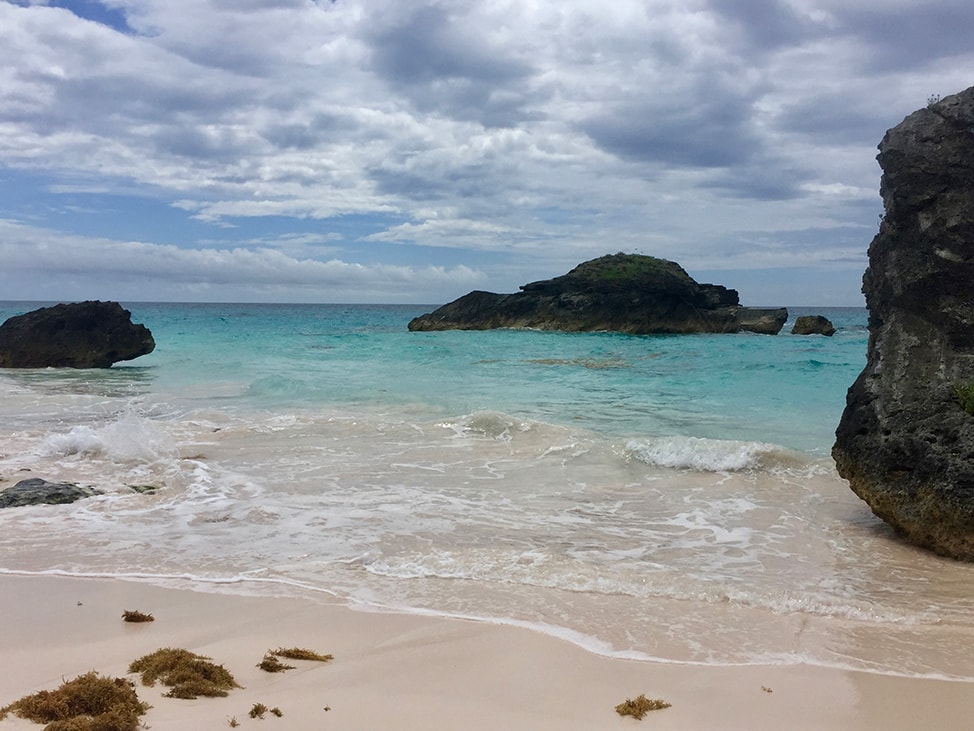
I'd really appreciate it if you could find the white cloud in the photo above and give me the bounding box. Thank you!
[0,0,966,304]
[0,219,484,302]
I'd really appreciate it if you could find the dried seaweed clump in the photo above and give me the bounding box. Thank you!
[0,670,148,731]
[270,647,333,662]
[615,693,671,719]
[129,647,240,699]
[249,703,283,719]
[257,654,296,673]
[121,609,154,623]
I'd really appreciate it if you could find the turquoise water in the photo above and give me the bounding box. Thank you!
[2,302,974,679]
[24,302,866,453]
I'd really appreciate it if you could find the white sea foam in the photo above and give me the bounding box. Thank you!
[439,410,536,441]
[38,409,175,463]
[625,435,806,472]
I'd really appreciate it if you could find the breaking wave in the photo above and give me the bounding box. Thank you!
[625,435,810,472]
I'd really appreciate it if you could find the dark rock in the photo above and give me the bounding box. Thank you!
[791,315,836,336]
[833,86,974,560]
[408,254,787,335]
[736,308,791,336]
[0,301,154,368]
[0,478,102,508]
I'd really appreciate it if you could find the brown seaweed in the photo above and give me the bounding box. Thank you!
[0,671,148,731]
[129,647,240,699]
[269,647,333,662]
[257,653,296,673]
[614,693,671,719]
[121,609,154,623]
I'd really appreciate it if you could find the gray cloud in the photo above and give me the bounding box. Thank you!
[707,0,828,53]
[830,2,974,72]
[581,88,762,170]
[365,4,540,127]
[368,6,532,85]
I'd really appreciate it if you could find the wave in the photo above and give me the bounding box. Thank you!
[37,408,176,463]
[428,410,824,475]
[436,409,588,448]
[625,435,811,472]
[359,548,934,626]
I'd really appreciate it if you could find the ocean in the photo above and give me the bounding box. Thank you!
[1,302,973,680]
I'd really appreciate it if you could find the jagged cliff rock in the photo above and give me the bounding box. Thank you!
[833,87,974,559]
[0,301,155,368]
[408,254,787,335]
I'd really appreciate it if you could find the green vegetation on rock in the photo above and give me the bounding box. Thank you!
[953,383,974,415]
[565,253,692,284]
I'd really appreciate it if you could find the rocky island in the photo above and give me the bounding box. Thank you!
[408,253,787,335]
[833,87,974,560]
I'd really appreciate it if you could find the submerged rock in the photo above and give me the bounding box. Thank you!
[791,315,835,336]
[833,86,974,559]
[408,253,787,335]
[0,478,102,508]
[0,301,154,368]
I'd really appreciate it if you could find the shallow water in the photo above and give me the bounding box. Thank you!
[1,302,972,679]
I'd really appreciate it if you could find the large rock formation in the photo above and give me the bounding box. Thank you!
[408,254,787,335]
[0,301,154,368]
[833,87,974,559]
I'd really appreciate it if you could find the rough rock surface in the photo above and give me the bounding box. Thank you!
[408,254,787,335]
[833,87,974,559]
[791,315,836,336]
[0,478,102,508]
[0,301,155,368]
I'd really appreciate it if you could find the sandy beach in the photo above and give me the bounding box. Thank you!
[0,574,971,730]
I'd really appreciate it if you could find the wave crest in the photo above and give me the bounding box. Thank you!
[38,409,174,463]
[625,436,807,472]
[439,410,540,441]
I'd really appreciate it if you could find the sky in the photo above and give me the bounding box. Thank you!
[0,0,971,306]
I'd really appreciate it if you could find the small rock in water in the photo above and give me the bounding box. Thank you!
[791,315,835,336]
[0,478,102,508]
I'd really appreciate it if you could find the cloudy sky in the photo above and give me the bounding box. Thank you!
[1,0,970,305]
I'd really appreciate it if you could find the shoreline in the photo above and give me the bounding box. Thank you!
[2,575,973,730]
